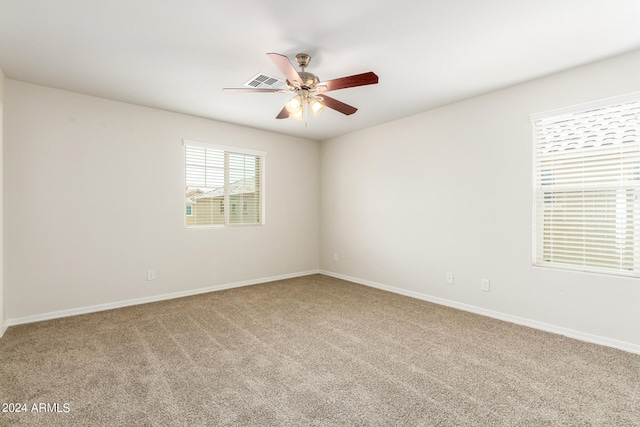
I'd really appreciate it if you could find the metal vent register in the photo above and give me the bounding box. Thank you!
[244,73,287,89]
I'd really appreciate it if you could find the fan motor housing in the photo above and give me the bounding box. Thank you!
[298,71,319,88]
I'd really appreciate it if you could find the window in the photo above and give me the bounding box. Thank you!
[532,92,640,276]
[184,140,265,227]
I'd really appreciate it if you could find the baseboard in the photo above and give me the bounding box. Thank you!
[6,270,321,328]
[320,270,640,356]
[8,269,639,355]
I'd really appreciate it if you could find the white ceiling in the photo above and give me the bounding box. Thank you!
[1,0,640,141]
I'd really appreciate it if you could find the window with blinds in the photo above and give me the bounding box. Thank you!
[184,140,264,227]
[532,93,640,276]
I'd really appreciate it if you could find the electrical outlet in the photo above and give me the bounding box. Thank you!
[147,270,156,281]
[481,278,490,292]
[446,272,454,284]
[333,253,339,262]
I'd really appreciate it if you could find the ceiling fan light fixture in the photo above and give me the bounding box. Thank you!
[290,109,304,120]
[225,53,378,122]
[309,97,325,116]
[285,95,303,114]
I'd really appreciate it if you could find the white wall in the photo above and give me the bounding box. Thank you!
[0,68,5,336]
[4,81,320,321]
[320,49,640,352]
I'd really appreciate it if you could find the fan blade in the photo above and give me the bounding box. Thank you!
[318,72,378,92]
[267,53,303,86]
[222,88,288,93]
[276,106,290,119]
[319,95,358,115]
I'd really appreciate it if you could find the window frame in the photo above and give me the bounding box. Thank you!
[183,139,266,228]
[531,92,640,277]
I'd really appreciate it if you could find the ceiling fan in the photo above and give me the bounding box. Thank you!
[223,53,378,121]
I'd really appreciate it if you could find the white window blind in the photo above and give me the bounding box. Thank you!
[532,93,640,276]
[184,140,264,227]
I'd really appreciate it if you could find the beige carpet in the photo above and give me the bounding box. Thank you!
[1,274,639,426]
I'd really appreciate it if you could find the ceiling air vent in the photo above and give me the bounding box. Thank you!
[244,73,287,90]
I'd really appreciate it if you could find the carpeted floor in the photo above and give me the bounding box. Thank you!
[1,274,639,426]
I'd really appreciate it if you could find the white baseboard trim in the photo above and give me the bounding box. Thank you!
[6,270,321,328]
[320,270,640,356]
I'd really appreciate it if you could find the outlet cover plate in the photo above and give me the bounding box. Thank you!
[446,272,454,284]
